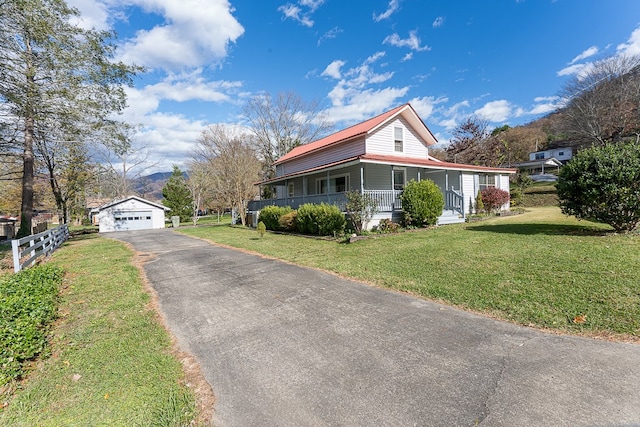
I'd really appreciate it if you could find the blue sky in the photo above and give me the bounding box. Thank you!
[67,0,640,172]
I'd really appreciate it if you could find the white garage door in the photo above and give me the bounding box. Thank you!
[113,210,153,231]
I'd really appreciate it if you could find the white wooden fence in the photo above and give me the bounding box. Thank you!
[11,225,70,273]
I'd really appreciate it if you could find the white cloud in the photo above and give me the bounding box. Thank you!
[66,0,111,30]
[321,60,346,79]
[474,100,512,122]
[278,4,313,27]
[432,17,444,28]
[318,27,343,45]
[528,96,564,115]
[617,26,640,57]
[373,0,400,22]
[325,87,410,123]
[556,62,589,77]
[569,46,598,64]
[383,30,431,51]
[116,0,244,71]
[401,52,413,62]
[279,0,326,27]
[320,52,407,123]
[408,96,448,119]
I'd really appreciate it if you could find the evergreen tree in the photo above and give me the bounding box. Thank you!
[162,166,193,223]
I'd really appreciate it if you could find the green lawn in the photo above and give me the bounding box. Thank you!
[0,235,200,426]
[180,207,640,340]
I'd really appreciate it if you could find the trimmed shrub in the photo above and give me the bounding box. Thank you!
[556,141,640,232]
[278,211,298,232]
[378,218,400,233]
[258,205,293,231]
[296,203,346,236]
[481,187,510,214]
[475,191,484,214]
[256,221,266,238]
[399,179,445,227]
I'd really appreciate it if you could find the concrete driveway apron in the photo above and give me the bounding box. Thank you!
[110,229,640,427]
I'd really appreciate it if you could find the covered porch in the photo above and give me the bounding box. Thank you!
[247,160,467,226]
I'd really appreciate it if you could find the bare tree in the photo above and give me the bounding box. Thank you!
[193,125,261,226]
[186,159,214,225]
[242,92,334,187]
[95,125,158,199]
[445,116,490,164]
[560,54,640,146]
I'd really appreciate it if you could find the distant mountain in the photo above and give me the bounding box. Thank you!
[133,171,180,201]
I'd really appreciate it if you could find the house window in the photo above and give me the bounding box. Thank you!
[316,174,349,194]
[287,182,294,197]
[393,169,405,191]
[535,153,545,160]
[394,127,403,152]
[479,174,496,190]
[317,179,328,194]
[558,151,564,156]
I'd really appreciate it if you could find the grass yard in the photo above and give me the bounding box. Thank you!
[180,207,640,340]
[0,235,200,426]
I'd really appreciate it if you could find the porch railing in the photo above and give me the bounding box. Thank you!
[362,190,402,211]
[247,193,348,211]
[247,189,463,216]
[247,190,404,212]
[445,189,465,216]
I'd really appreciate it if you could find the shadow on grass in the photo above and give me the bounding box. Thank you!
[69,232,100,242]
[465,222,612,236]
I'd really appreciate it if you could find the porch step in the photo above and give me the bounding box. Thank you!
[437,210,465,226]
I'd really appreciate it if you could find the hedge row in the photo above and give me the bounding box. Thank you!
[258,203,346,236]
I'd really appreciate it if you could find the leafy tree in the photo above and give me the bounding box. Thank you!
[0,0,139,236]
[556,142,640,232]
[344,190,378,235]
[162,166,192,223]
[242,92,333,193]
[193,125,261,226]
[399,179,445,227]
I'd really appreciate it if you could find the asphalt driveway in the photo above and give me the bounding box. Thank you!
[110,229,640,427]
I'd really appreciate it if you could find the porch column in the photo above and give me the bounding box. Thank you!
[303,177,307,204]
[360,165,364,193]
[445,171,449,190]
[284,179,288,205]
[326,170,330,203]
[390,166,394,190]
[417,170,421,181]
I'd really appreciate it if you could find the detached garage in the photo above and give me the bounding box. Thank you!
[96,196,170,233]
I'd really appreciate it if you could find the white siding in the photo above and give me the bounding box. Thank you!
[364,164,392,190]
[366,117,429,158]
[462,173,476,215]
[98,198,166,232]
[499,174,511,211]
[277,138,365,176]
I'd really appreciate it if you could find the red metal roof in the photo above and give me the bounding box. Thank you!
[274,104,410,165]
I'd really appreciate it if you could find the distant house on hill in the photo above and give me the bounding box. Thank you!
[247,103,516,228]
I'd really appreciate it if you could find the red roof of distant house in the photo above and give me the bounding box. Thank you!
[275,104,432,165]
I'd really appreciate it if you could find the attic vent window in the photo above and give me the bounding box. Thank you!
[394,127,403,152]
